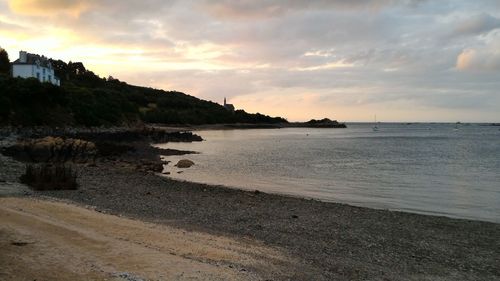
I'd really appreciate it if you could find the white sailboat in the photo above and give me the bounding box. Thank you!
[372,115,379,131]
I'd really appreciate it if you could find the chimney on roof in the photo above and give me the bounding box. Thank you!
[19,51,27,63]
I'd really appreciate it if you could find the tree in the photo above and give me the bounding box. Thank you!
[0,48,10,75]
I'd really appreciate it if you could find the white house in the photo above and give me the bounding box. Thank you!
[11,51,60,86]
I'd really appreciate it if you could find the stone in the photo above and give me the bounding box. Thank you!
[2,137,97,163]
[175,159,195,168]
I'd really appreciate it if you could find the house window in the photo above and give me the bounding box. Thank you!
[48,75,51,81]
[36,73,40,79]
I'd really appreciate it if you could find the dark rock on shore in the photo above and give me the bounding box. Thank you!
[147,130,203,143]
[134,159,164,173]
[74,128,203,144]
[2,137,97,163]
[94,141,135,157]
[223,123,283,129]
[20,163,78,190]
[1,126,203,144]
[175,159,195,168]
[1,127,202,180]
[155,148,197,156]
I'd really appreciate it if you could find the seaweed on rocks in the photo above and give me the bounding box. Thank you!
[2,136,97,163]
[74,128,203,144]
[20,163,78,190]
[94,141,135,157]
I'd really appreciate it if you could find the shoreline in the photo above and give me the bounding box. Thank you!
[163,176,500,224]
[32,163,500,280]
[161,165,500,224]
[1,129,500,280]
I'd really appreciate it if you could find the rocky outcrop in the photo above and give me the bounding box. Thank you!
[175,159,195,168]
[1,128,202,177]
[223,124,282,129]
[94,141,135,157]
[74,128,203,144]
[156,148,197,156]
[147,130,203,143]
[20,163,78,190]
[285,118,347,128]
[2,137,97,163]
[135,159,165,173]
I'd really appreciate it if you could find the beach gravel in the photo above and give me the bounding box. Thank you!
[37,162,500,281]
[2,130,499,280]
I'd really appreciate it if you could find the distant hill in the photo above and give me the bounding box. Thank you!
[286,118,346,128]
[0,58,287,127]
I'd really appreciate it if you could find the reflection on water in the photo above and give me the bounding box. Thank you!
[157,123,500,223]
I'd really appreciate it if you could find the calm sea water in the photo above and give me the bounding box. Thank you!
[158,123,500,223]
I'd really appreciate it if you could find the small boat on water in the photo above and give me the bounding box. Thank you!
[372,115,379,131]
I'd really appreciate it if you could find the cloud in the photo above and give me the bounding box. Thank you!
[201,0,410,20]
[0,19,25,31]
[456,48,500,72]
[451,13,500,37]
[8,0,92,17]
[1,0,499,122]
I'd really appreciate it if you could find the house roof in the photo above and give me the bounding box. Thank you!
[12,53,52,68]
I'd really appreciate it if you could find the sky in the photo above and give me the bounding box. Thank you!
[0,0,499,122]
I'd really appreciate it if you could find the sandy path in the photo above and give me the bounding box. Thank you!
[0,197,291,281]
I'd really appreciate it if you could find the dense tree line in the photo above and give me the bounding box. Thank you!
[0,50,287,126]
[0,48,9,75]
[0,76,137,126]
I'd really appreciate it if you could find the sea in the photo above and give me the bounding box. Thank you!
[157,123,500,223]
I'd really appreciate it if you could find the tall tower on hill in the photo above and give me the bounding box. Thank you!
[223,97,235,112]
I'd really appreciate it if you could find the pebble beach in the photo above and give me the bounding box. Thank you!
[1,130,499,280]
